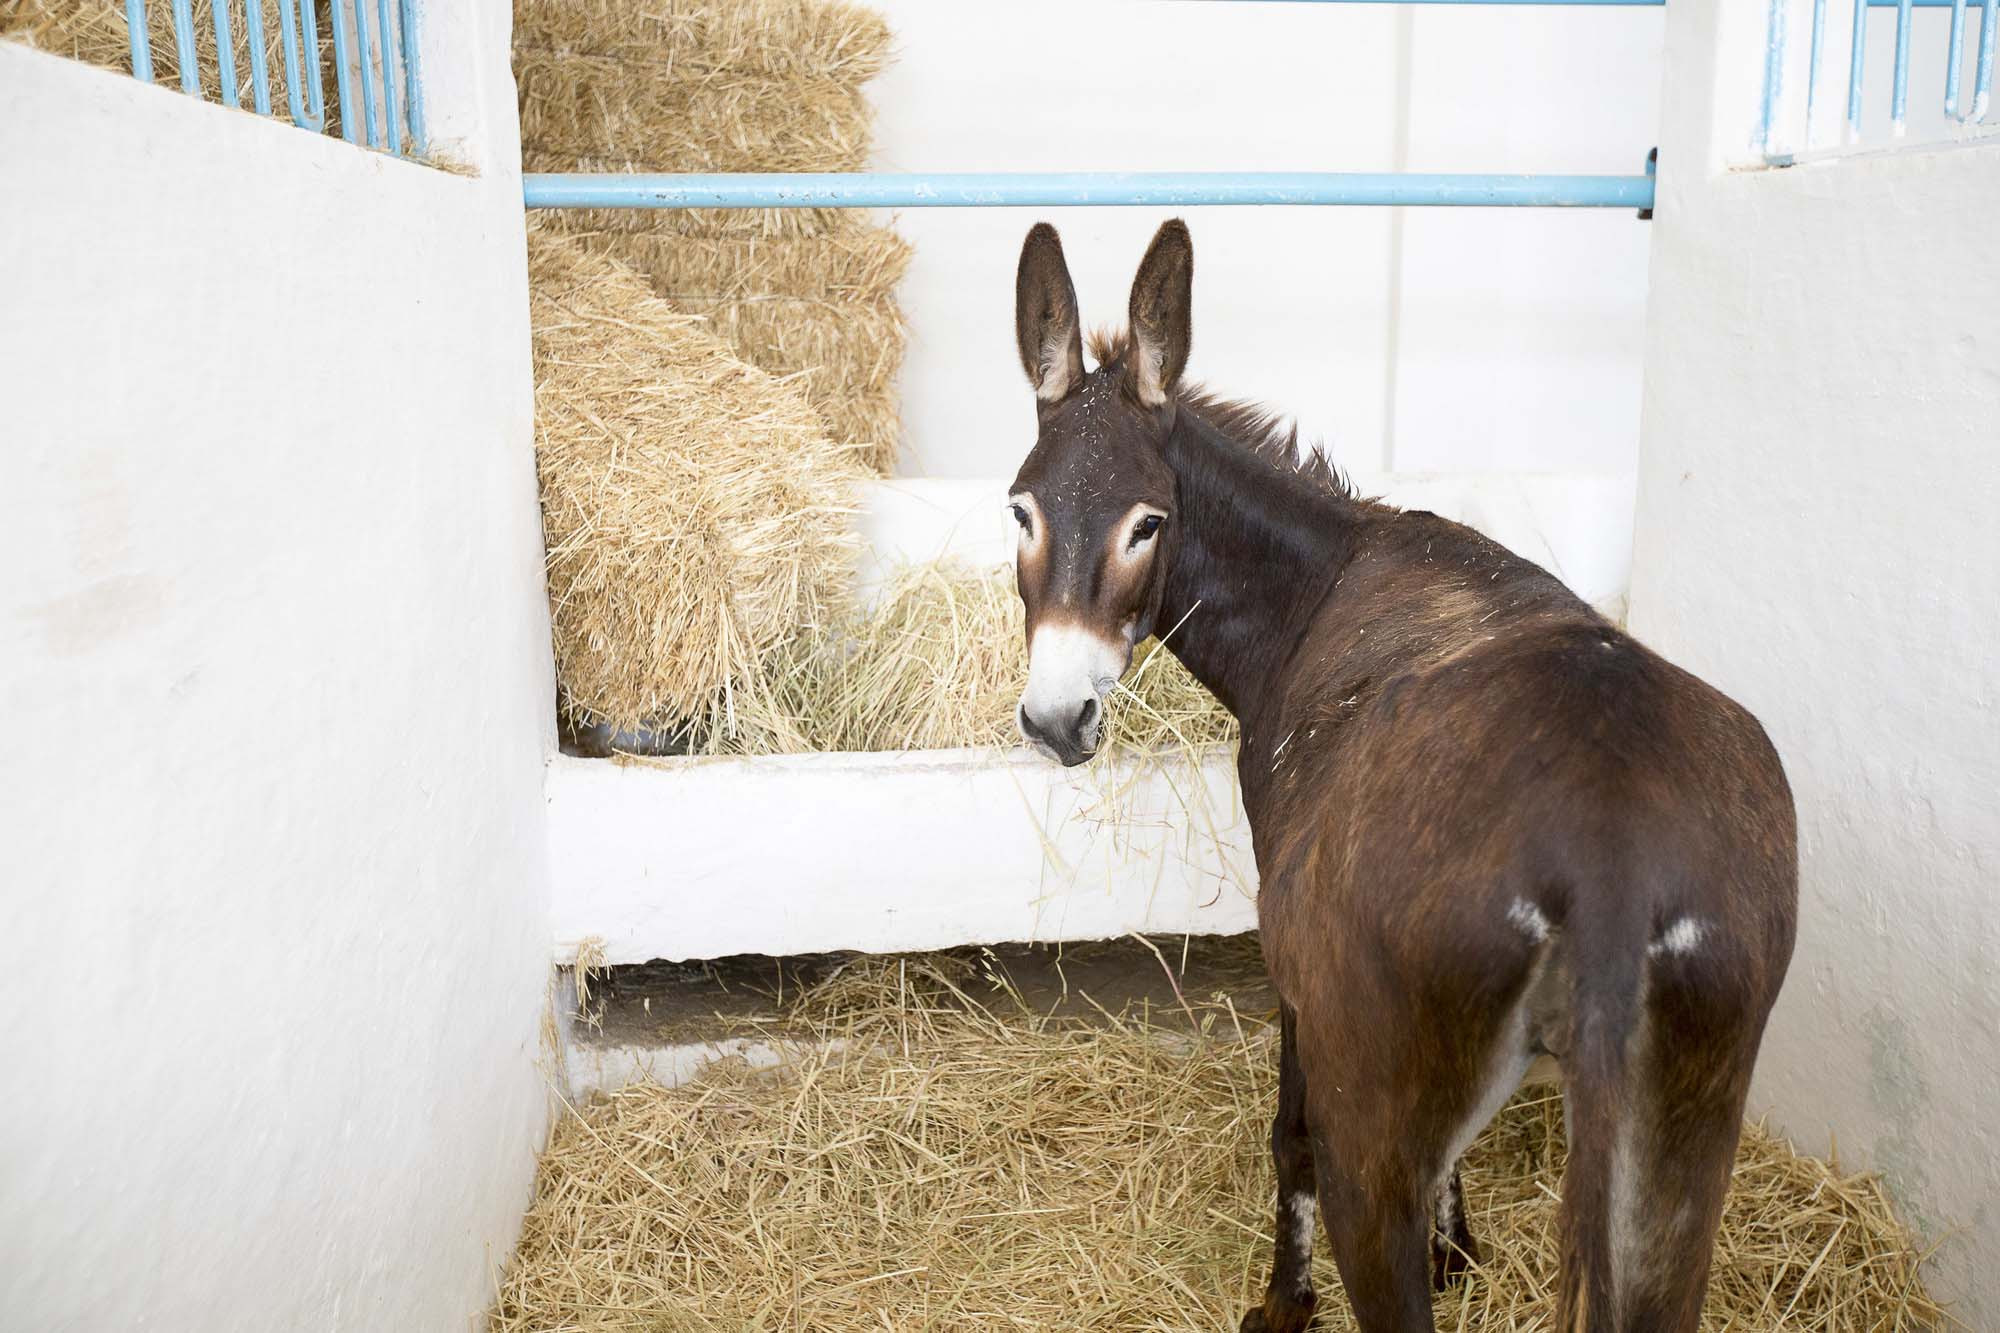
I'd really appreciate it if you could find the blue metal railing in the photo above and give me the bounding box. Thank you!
[1764,0,1997,161]
[522,171,1657,211]
[123,0,424,156]
[524,0,1665,216]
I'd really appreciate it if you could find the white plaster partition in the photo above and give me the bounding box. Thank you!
[1629,0,2000,1316]
[553,472,1634,965]
[0,28,553,1333]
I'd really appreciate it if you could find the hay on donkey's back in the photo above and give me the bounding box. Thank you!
[528,222,863,732]
[493,955,1952,1331]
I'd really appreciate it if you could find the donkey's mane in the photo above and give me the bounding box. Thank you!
[1088,328,1357,502]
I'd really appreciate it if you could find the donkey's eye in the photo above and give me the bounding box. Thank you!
[1130,513,1165,546]
[1009,503,1032,532]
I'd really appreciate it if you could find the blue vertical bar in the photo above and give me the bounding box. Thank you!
[244,0,271,114]
[301,0,326,128]
[1762,0,1789,161]
[351,0,381,148]
[1847,0,1868,135]
[399,0,424,149]
[376,0,401,153]
[328,0,360,143]
[1808,0,1829,139]
[1947,0,1970,115]
[126,0,153,81]
[279,0,309,124]
[1977,0,1998,118]
[212,0,239,108]
[170,0,199,95]
[1891,0,1913,129]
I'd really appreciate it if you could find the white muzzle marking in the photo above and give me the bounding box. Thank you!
[1018,622,1126,760]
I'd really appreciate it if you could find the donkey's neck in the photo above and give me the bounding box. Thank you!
[1155,406,1363,729]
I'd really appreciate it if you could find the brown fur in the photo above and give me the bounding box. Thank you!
[1011,223,1799,1333]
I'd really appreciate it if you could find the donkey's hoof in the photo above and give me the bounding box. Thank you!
[1430,1232,1478,1290]
[1240,1291,1316,1333]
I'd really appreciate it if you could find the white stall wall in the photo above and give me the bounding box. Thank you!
[865,0,1659,479]
[0,25,554,1332]
[1629,0,2000,1317]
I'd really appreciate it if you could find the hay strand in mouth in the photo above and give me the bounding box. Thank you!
[491,953,1956,1331]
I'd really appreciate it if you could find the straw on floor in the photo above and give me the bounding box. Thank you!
[516,0,909,471]
[491,953,1952,1331]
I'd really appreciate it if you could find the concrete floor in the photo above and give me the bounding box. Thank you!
[557,934,1276,1098]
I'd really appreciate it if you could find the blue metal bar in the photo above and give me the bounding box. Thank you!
[1808,0,1829,137]
[328,0,360,143]
[212,0,239,108]
[1848,0,1868,136]
[522,170,1657,211]
[276,0,318,127]
[400,0,425,149]
[1244,0,2000,5]
[351,0,381,147]
[300,0,325,129]
[1948,0,1969,115]
[1978,0,1998,117]
[1220,0,1666,5]
[1762,0,1789,162]
[244,0,271,115]
[1892,0,1914,130]
[169,0,199,95]
[126,0,153,81]
[377,0,401,153]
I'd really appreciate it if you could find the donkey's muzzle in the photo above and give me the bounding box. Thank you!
[1018,696,1099,767]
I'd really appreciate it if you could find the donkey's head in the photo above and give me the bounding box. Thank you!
[1008,219,1193,766]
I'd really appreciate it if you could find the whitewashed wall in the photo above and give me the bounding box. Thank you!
[865,0,1660,479]
[0,17,554,1330]
[1628,0,2000,1317]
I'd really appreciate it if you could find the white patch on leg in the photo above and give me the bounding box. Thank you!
[1507,897,1552,944]
[1647,916,1707,959]
[1284,1191,1317,1287]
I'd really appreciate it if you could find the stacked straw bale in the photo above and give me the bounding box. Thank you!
[3,0,341,136]
[515,0,909,471]
[492,953,1954,1331]
[529,222,864,737]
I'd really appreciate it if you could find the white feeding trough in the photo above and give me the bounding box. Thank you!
[548,473,1636,965]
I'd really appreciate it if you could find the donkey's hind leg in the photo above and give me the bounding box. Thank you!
[1241,1005,1321,1333]
[1313,1140,1438,1333]
[1429,1166,1477,1289]
[1611,1037,1759,1333]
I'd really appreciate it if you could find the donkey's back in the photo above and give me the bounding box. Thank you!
[1251,503,1797,1332]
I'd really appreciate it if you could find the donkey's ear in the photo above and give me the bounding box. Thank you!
[1126,219,1193,408]
[1015,222,1085,403]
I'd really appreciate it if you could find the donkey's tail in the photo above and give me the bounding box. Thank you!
[1556,876,1651,1333]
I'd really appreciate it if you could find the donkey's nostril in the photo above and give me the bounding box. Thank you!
[1076,697,1099,730]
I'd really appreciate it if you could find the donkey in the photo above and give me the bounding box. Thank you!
[1006,219,1797,1333]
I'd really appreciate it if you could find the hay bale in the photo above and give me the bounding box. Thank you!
[558,219,911,469]
[516,0,909,471]
[491,954,1955,1332]
[528,222,863,735]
